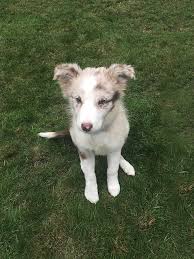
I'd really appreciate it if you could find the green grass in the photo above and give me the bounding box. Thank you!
[1,0,194,258]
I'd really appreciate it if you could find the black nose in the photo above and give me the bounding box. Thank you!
[81,123,93,132]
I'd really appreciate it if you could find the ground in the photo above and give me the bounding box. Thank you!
[0,0,194,258]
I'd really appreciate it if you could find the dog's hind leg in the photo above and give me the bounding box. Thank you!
[120,156,135,176]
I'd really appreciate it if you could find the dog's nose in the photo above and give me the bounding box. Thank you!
[81,123,93,132]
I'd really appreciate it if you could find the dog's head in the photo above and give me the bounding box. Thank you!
[53,63,135,133]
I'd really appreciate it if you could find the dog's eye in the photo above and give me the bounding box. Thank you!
[75,96,82,104]
[98,99,107,106]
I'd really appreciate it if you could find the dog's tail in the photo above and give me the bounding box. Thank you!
[38,129,70,139]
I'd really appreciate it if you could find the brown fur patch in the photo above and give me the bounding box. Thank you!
[96,84,105,90]
[109,104,115,112]
[54,129,70,138]
[79,151,87,160]
[111,91,120,103]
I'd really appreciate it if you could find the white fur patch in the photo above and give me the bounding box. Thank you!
[120,156,135,176]
[80,152,99,203]
[38,132,57,139]
[80,75,97,91]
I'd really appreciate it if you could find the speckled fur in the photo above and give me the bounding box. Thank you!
[39,64,136,203]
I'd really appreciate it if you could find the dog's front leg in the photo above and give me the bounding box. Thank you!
[79,150,99,204]
[107,150,121,197]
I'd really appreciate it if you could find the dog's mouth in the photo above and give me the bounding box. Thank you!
[81,128,94,134]
[82,128,92,133]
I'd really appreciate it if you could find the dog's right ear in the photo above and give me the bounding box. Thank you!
[53,63,81,95]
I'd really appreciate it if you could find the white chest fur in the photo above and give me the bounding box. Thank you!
[70,108,129,155]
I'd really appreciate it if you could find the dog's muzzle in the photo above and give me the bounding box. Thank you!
[81,123,93,132]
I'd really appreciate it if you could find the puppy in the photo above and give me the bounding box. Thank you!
[39,64,135,203]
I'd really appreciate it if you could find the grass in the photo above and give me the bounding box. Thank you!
[0,0,194,258]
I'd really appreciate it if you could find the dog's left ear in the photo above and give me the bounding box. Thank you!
[108,64,135,89]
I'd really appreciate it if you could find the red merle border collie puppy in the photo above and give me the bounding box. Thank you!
[39,64,135,203]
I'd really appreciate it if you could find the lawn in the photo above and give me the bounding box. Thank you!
[0,0,194,258]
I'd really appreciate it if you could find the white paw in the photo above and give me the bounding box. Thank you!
[122,161,135,176]
[85,186,99,204]
[108,179,120,197]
